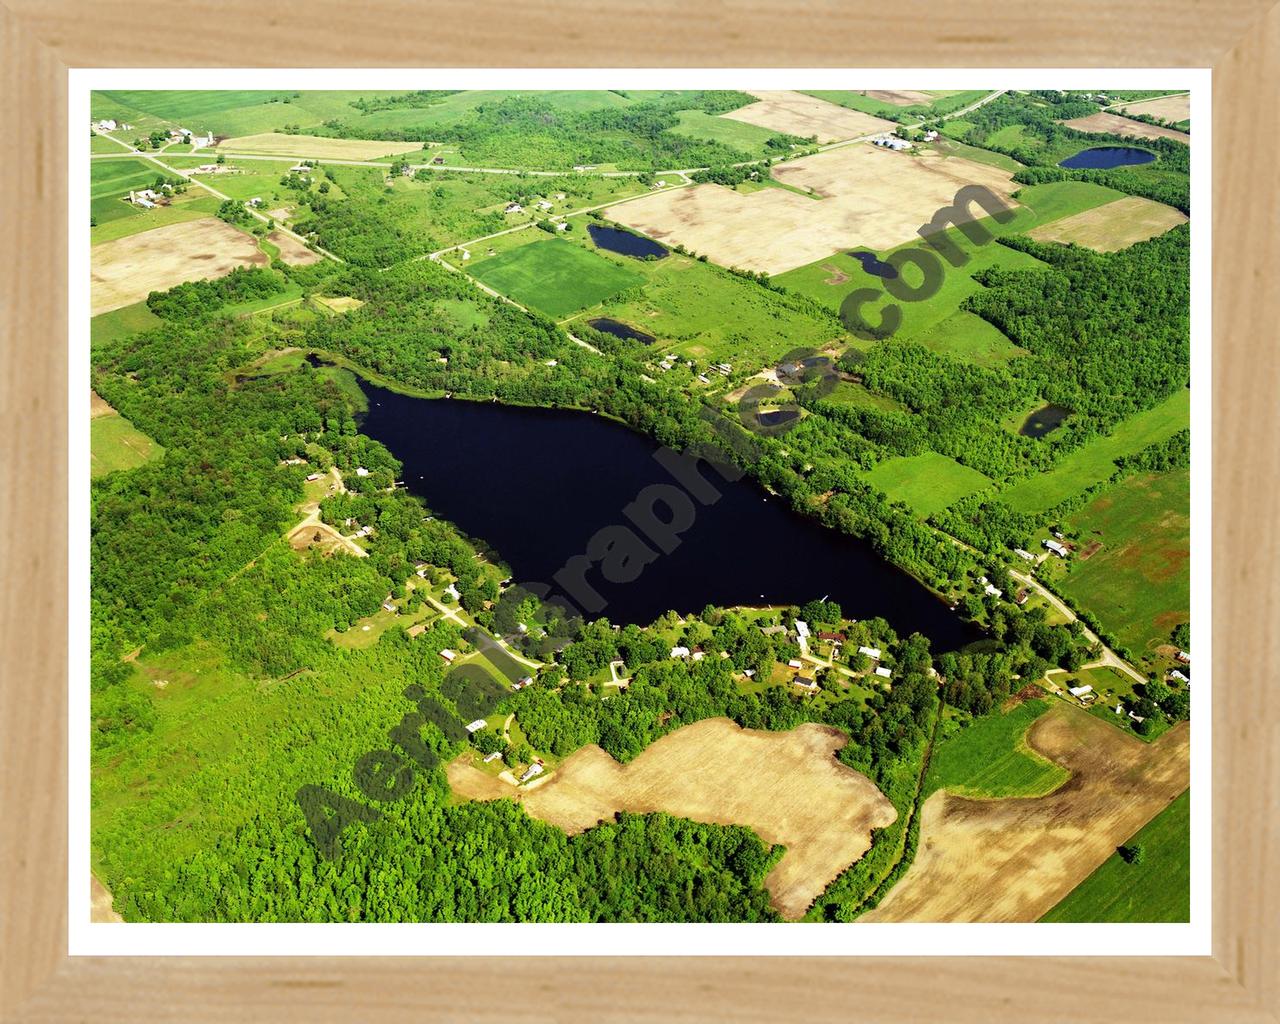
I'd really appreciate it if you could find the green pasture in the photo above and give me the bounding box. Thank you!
[926,698,1068,799]
[862,451,993,518]
[91,411,162,478]
[468,237,644,318]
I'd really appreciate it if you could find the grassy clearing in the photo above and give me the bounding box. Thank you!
[862,452,993,518]
[669,110,787,155]
[468,237,644,318]
[91,409,162,478]
[823,381,905,413]
[925,698,1068,799]
[91,301,162,348]
[1040,789,1189,922]
[1000,389,1190,513]
[91,194,223,244]
[912,311,1028,368]
[1053,665,1140,708]
[802,89,989,119]
[1060,470,1189,657]
[218,133,423,161]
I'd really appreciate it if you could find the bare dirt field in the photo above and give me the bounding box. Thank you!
[91,218,268,315]
[1061,111,1190,144]
[286,520,350,556]
[721,91,897,144]
[91,874,123,923]
[1114,94,1191,124]
[605,144,1019,276]
[862,704,1189,922]
[448,717,896,919]
[90,389,114,418]
[267,230,322,266]
[217,133,424,161]
[1028,195,1188,252]
[863,89,935,106]
[314,295,365,313]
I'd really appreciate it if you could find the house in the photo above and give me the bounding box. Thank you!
[464,718,488,735]
[984,583,1003,598]
[513,676,534,691]
[1176,650,1191,664]
[1044,539,1070,558]
[289,162,311,174]
[432,156,445,164]
[504,202,523,214]
[381,600,397,614]
[761,624,787,636]
[1115,703,1125,715]
[1128,711,1146,724]
[439,649,457,663]
[787,659,804,670]
[795,675,817,690]
[1014,548,1035,562]
[857,645,882,660]
[519,761,545,783]
[95,119,117,131]
[460,249,471,260]
[248,197,263,207]
[483,751,503,763]
[670,646,690,659]
[817,631,845,642]
[414,561,430,577]
[874,666,892,679]
[536,200,553,210]
[305,472,323,481]
[1053,530,1065,540]
[554,192,566,200]
[191,132,214,148]
[923,129,939,141]
[1169,669,1190,683]
[355,466,371,477]
[516,622,529,634]
[1016,589,1030,606]
[697,374,710,384]
[555,222,569,231]
[794,620,811,640]
[742,669,756,678]
[1068,684,1093,697]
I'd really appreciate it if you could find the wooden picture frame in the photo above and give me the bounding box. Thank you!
[2,2,1276,1018]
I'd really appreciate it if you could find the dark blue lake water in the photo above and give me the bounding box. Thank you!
[1018,404,1072,438]
[1058,146,1156,169]
[587,317,656,345]
[849,251,898,279]
[588,223,668,259]
[353,377,981,650]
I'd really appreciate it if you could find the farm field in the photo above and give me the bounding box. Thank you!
[999,388,1191,513]
[863,704,1189,922]
[91,194,223,245]
[721,90,897,143]
[1113,94,1191,124]
[606,143,1021,276]
[447,717,897,919]
[669,109,789,155]
[90,301,162,348]
[217,133,424,161]
[267,230,322,266]
[802,89,991,119]
[91,218,268,315]
[1060,111,1189,144]
[1059,470,1190,657]
[1041,789,1190,922]
[1028,195,1188,252]
[926,698,1068,799]
[164,157,299,202]
[91,391,162,477]
[862,452,993,518]
[467,237,645,318]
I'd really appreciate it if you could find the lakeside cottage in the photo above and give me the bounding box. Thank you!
[857,645,882,660]
[874,666,892,679]
[1044,539,1070,558]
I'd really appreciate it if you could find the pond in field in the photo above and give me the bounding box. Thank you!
[587,317,656,345]
[351,370,982,651]
[849,251,898,279]
[1019,404,1072,438]
[1058,146,1156,169]
[587,223,668,259]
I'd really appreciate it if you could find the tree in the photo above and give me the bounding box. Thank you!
[1118,843,1145,865]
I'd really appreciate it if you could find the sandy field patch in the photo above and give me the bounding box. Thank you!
[1061,111,1189,144]
[217,133,424,161]
[287,520,350,556]
[1028,195,1188,252]
[268,230,322,266]
[862,704,1189,922]
[91,874,123,923]
[90,389,115,418]
[1114,94,1191,124]
[314,295,365,313]
[91,218,268,315]
[722,91,897,144]
[863,90,935,106]
[605,144,1019,276]
[448,717,896,919]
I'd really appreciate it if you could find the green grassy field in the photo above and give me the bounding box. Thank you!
[1040,789,1190,922]
[925,698,1069,799]
[823,380,905,413]
[1000,389,1191,513]
[468,237,645,318]
[669,110,786,155]
[1055,664,1140,707]
[801,89,989,119]
[91,302,162,348]
[912,311,1028,368]
[928,136,1024,172]
[1060,470,1190,656]
[90,194,223,244]
[862,451,993,517]
[90,157,165,199]
[92,411,162,477]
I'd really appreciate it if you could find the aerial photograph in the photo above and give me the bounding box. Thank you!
[87,86,1192,926]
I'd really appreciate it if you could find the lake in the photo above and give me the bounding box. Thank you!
[587,317,656,345]
[354,377,981,651]
[1019,404,1072,438]
[849,251,898,279]
[1058,146,1156,169]
[588,223,668,259]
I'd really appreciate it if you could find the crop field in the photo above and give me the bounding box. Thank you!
[999,388,1191,513]
[1060,111,1190,145]
[606,143,1021,276]
[91,194,223,245]
[267,230,322,266]
[1041,789,1190,922]
[926,699,1069,799]
[448,717,897,920]
[721,90,897,143]
[217,133,424,161]
[862,452,993,517]
[1060,470,1190,656]
[91,218,269,316]
[1113,94,1191,124]
[863,704,1190,922]
[1028,195,1188,252]
[468,237,645,318]
[802,89,991,119]
[91,392,161,477]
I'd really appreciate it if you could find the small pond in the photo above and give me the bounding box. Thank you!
[587,223,668,259]
[849,251,898,279]
[1058,146,1156,170]
[587,317,656,345]
[1019,404,1072,438]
